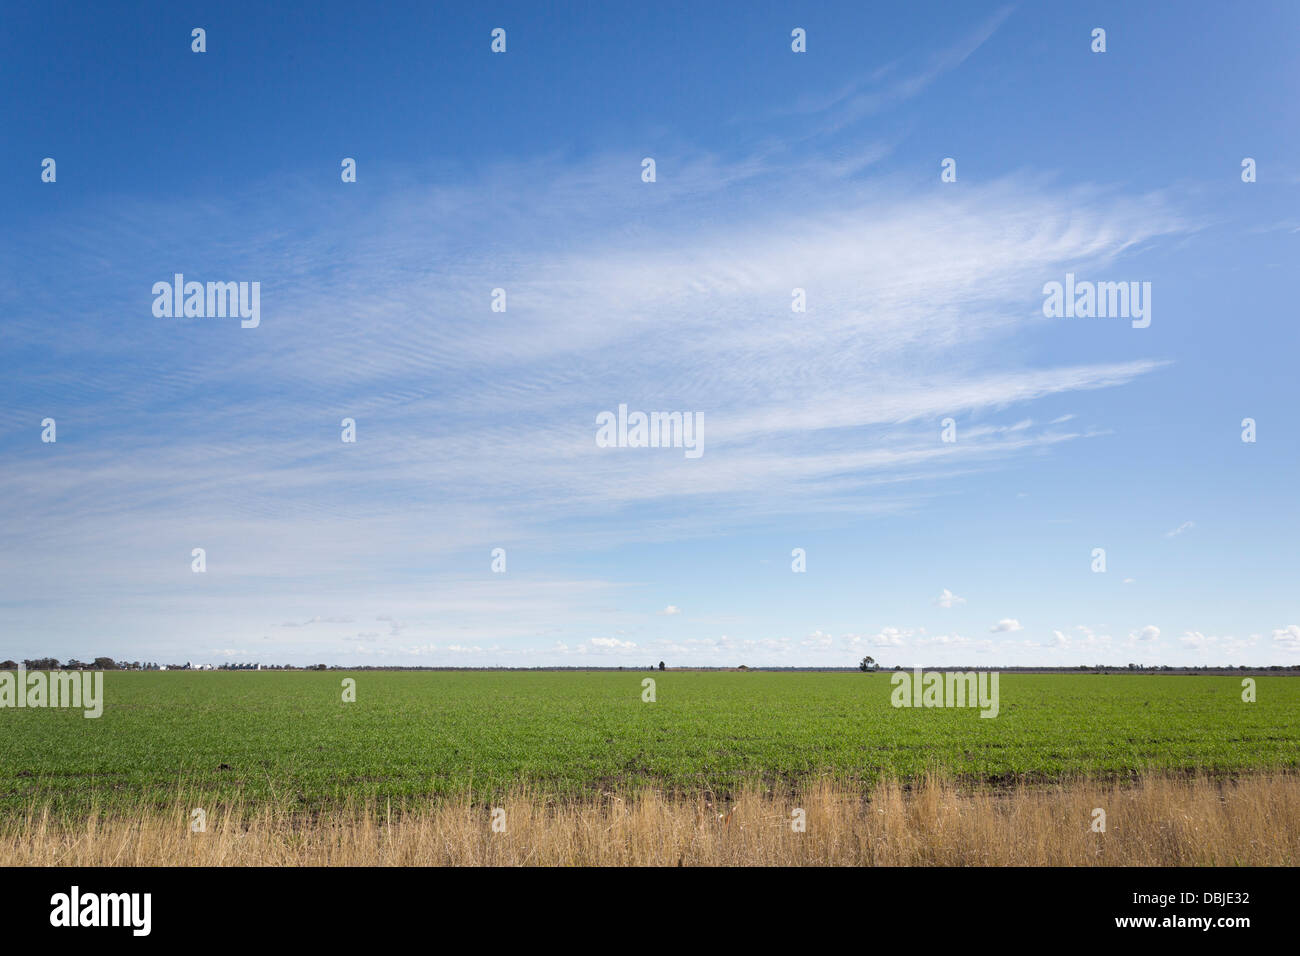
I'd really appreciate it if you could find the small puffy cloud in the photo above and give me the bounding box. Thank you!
[398,643,438,655]
[936,588,966,608]
[1052,629,1069,647]
[852,626,909,647]
[659,605,682,616]
[916,633,995,653]
[1165,521,1195,538]
[802,630,833,648]
[1272,625,1300,649]
[1131,625,1161,642]
[989,618,1022,633]
[1070,625,1113,647]
[1122,578,1135,585]
[917,633,961,645]
[1220,634,1258,652]
[1180,631,1216,649]
[591,637,637,649]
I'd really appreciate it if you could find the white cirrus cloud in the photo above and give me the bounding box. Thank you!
[0,49,1194,664]
[936,588,966,608]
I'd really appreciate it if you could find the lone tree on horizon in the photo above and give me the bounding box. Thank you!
[859,656,876,672]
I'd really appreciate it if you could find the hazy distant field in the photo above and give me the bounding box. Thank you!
[2,671,1296,814]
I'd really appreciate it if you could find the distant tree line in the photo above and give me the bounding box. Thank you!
[3,659,1296,674]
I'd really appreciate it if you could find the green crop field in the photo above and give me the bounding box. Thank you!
[1,670,1296,815]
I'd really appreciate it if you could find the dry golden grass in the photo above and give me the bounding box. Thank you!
[3,773,1297,866]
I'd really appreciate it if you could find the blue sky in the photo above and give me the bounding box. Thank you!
[2,1,1297,667]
